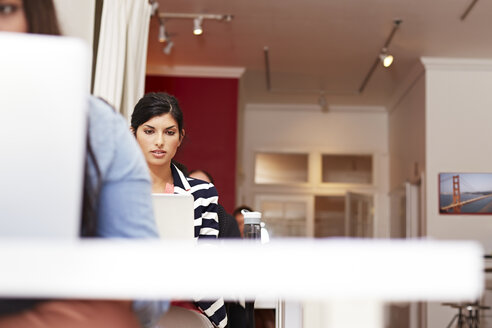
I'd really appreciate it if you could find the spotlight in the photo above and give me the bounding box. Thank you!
[150,1,159,16]
[158,22,167,43]
[163,40,174,55]
[193,16,203,35]
[379,53,394,68]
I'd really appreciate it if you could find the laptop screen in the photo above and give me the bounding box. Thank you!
[0,32,90,239]
[152,194,195,240]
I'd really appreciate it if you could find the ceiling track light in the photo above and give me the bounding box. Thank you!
[150,0,159,17]
[154,12,233,55]
[193,16,203,35]
[158,20,167,43]
[163,40,174,55]
[379,48,394,68]
[380,53,394,68]
[358,19,402,93]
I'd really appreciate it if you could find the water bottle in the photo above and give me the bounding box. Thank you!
[242,209,262,240]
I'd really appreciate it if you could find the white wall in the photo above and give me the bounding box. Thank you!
[388,66,426,192]
[243,106,388,152]
[424,58,492,249]
[53,0,95,92]
[423,57,492,328]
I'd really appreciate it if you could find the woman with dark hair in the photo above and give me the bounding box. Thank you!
[189,169,215,184]
[131,92,228,328]
[0,1,167,327]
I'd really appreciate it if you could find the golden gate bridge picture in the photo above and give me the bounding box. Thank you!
[440,173,492,214]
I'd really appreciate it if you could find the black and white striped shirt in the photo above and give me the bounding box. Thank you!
[171,164,228,328]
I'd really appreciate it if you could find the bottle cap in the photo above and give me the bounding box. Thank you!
[242,209,261,224]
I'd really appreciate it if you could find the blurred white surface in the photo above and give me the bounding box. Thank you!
[0,238,482,301]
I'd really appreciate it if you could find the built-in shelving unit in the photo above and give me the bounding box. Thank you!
[253,152,375,238]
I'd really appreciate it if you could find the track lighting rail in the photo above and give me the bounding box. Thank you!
[460,0,479,21]
[158,13,233,21]
[358,19,402,93]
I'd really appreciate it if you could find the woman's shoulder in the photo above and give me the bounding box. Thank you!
[88,96,124,127]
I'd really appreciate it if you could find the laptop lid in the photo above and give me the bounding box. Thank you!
[0,32,90,239]
[152,194,195,240]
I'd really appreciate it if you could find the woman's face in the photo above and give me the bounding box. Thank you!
[135,113,183,169]
[0,0,28,33]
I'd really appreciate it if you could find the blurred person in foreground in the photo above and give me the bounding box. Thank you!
[0,1,168,327]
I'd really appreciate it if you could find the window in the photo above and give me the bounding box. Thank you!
[345,192,374,238]
[261,200,307,237]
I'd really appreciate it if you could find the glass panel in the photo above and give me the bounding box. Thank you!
[314,196,345,237]
[261,200,306,237]
[346,193,374,238]
[255,153,308,184]
[262,201,283,220]
[322,154,372,184]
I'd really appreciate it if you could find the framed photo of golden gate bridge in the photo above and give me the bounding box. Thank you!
[439,173,492,214]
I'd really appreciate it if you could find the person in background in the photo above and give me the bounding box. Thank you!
[131,92,228,328]
[0,0,167,327]
[188,169,214,185]
[232,205,253,238]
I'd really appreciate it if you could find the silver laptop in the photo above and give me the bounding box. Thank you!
[0,32,90,239]
[152,194,195,240]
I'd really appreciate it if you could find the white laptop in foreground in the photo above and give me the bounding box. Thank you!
[152,194,195,240]
[0,32,90,239]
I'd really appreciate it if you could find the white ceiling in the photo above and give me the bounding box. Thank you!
[147,0,492,108]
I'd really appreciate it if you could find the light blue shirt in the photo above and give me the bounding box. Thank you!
[88,97,169,326]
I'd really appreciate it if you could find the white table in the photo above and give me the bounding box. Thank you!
[0,239,483,328]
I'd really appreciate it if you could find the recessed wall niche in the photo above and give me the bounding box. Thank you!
[322,154,372,184]
[254,153,308,184]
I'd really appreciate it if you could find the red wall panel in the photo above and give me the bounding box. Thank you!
[145,75,238,213]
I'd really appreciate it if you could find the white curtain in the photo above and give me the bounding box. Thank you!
[122,0,151,121]
[93,0,151,120]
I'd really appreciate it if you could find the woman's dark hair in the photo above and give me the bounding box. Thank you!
[189,169,214,184]
[232,205,254,218]
[131,92,185,138]
[22,0,61,35]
